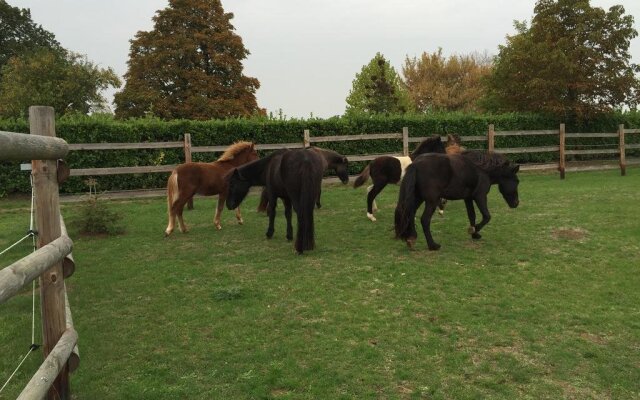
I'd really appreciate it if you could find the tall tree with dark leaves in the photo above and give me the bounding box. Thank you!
[345,53,412,116]
[115,0,261,120]
[483,0,640,121]
[0,1,62,73]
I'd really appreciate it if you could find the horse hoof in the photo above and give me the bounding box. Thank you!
[471,233,482,240]
[406,238,416,249]
[238,219,244,225]
[164,231,171,238]
[367,213,377,222]
[467,226,476,234]
[438,209,444,216]
[215,225,222,230]
[428,243,441,251]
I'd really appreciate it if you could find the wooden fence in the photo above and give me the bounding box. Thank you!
[0,106,79,399]
[64,124,639,184]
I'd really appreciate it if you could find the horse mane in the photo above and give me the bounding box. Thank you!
[445,134,465,154]
[309,146,341,162]
[461,150,510,171]
[410,135,445,159]
[217,141,254,162]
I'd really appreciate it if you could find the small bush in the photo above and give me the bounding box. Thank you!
[73,194,125,236]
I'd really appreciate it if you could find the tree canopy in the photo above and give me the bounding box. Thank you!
[0,0,61,73]
[483,0,640,120]
[403,49,492,113]
[345,53,412,116]
[114,0,261,120]
[0,49,121,118]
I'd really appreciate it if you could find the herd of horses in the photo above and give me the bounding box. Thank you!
[164,135,521,254]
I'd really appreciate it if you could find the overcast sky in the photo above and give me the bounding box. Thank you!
[10,0,640,118]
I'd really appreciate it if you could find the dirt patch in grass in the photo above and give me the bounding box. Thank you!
[552,227,588,241]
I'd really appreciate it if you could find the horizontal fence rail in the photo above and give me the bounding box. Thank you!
[60,124,639,183]
[0,130,69,161]
[16,328,78,400]
[0,235,73,304]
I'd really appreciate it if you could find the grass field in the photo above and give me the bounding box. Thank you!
[1,169,639,399]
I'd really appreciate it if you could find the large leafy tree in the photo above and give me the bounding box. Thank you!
[0,0,62,74]
[0,49,121,117]
[403,49,492,112]
[345,53,412,116]
[484,0,640,120]
[115,0,261,120]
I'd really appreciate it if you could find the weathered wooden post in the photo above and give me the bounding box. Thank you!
[488,124,495,152]
[303,129,311,148]
[183,133,194,209]
[402,127,409,156]
[559,123,566,179]
[618,124,626,176]
[29,106,70,399]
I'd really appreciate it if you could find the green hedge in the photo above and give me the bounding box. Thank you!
[1,112,639,196]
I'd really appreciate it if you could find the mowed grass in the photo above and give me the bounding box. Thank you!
[1,169,639,399]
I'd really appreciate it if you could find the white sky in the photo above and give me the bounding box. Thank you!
[10,0,640,118]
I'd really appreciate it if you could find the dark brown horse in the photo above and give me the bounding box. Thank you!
[164,141,258,236]
[395,150,520,251]
[257,146,349,211]
[225,148,326,254]
[353,135,447,221]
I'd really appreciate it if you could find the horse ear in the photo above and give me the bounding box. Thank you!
[342,157,348,164]
[512,164,520,173]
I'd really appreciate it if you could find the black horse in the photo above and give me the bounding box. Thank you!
[394,151,520,251]
[257,147,349,211]
[353,135,447,221]
[226,148,347,254]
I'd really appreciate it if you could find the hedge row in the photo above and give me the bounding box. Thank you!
[1,112,639,196]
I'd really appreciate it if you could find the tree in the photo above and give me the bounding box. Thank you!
[114,0,261,120]
[345,53,412,116]
[0,49,121,117]
[402,49,492,112]
[0,0,62,73]
[483,0,640,120]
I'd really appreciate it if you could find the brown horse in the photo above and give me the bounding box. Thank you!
[164,141,259,236]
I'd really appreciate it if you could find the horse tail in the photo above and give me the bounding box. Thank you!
[353,163,371,188]
[296,167,320,253]
[257,187,268,212]
[167,171,179,213]
[394,164,418,240]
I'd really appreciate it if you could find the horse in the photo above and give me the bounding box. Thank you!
[256,146,349,211]
[394,150,520,251]
[164,141,258,236]
[352,134,447,222]
[225,148,328,254]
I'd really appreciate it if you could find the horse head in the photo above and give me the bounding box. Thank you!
[497,162,520,209]
[225,168,252,210]
[334,155,349,184]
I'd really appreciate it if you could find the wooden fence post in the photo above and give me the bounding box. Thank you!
[618,124,626,176]
[184,133,194,209]
[559,123,566,179]
[29,106,70,400]
[402,127,409,156]
[303,129,311,148]
[488,124,495,152]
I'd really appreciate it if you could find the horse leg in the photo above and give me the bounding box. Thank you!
[214,194,225,230]
[316,188,321,209]
[420,200,440,250]
[469,196,491,239]
[165,208,176,237]
[266,195,278,239]
[235,207,244,225]
[437,198,447,216]
[176,200,189,233]
[366,182,387,222]
[464,198,477,237]
[283,197,293,241]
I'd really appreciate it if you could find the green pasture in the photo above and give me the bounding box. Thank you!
[1,169,639,399]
